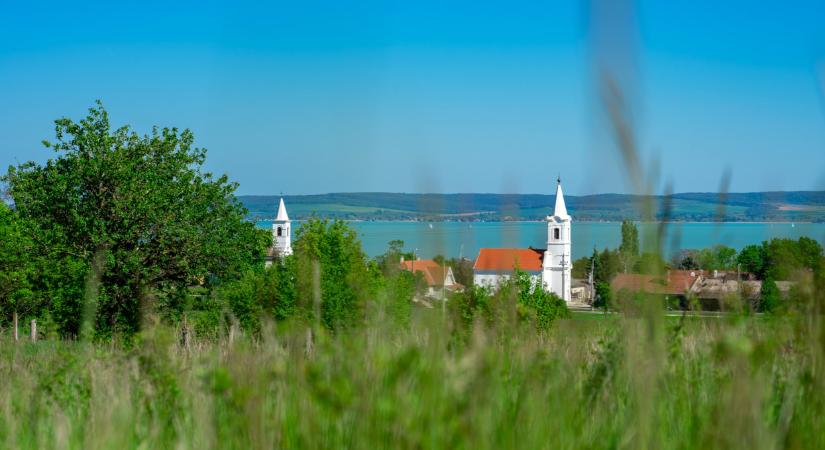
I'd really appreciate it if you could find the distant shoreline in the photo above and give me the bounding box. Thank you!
[254,218,820,225]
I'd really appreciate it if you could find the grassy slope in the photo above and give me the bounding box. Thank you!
[240,192,825,222]
[2,310,823,449]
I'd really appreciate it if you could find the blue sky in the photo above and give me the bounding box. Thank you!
[1,0,824,195]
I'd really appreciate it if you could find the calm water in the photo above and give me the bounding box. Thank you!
[257,221,825,260]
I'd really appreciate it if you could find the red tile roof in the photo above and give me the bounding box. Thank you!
[473,248,544,272]
[611,270,699,296]
[400,260,451,287]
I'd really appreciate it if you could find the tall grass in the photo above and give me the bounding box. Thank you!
[2,304,824,449]
[3,6,823,446]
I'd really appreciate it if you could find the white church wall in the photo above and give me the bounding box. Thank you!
[473,272,541,290]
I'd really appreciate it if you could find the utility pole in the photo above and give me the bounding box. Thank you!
[589,257,595,306]
[442,263,447,301]
[442,262,448,314]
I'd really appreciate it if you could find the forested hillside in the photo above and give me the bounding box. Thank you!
[240,191,825,222]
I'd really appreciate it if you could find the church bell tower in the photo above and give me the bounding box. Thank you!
[542,177,572,302]
[272,197,293,257]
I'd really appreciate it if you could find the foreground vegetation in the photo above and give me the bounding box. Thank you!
[4,104,825,449]
[3,306,825,449]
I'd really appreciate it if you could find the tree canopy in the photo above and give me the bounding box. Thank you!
[673,245,737,272]
[4,102,268,337]
[293,218,372,330]
[0,204,34,320]
[736,238,823,280]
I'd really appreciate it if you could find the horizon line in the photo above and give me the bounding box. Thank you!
[237,190,825,198]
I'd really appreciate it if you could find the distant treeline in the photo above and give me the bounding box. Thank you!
[240,191,825,222]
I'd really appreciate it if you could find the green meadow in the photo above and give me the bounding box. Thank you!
[3,307,825,450]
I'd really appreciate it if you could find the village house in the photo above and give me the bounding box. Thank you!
[611,269,796,310]
[689,270,796,309]
[400,258,463,300]
[611,270,701,307]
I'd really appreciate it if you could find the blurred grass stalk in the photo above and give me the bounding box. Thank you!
[591,1,825,448]
[593,0,665,445]
[3,307,825,449]
[1,3,825,450]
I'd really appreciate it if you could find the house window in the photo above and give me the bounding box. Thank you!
[554,228,560,240]
[277,227,283,237]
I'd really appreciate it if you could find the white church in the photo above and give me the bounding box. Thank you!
[265,197,293,267]
[473,178,572,302]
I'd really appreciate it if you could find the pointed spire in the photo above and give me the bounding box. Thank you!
[553,177,569,218]
[276,197,290,221]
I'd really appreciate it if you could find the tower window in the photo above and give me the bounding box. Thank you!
[554,228,560,240]
[277,227,283,237]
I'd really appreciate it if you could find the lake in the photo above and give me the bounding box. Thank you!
[257,221,825,260]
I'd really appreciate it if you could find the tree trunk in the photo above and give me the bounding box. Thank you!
[30,319,36,342]
[13,312,18,342]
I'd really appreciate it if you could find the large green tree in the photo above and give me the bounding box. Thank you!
[696,245,737,271]
[675,245,738,273]
[737,244,766,277]
[4,102,268,337]
[293,219,372,330]
[736,238,822,281]
[797,236,824,272]
[594,248,620,284]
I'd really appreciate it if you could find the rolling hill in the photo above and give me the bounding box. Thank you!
[239,191,825,222]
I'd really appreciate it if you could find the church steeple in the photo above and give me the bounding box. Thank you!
[276,197,289,221]
[543,176,572,302]
[272,197,292,258]
[553,177,569,219]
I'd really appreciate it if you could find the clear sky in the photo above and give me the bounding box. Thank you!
[1,0,824,196]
